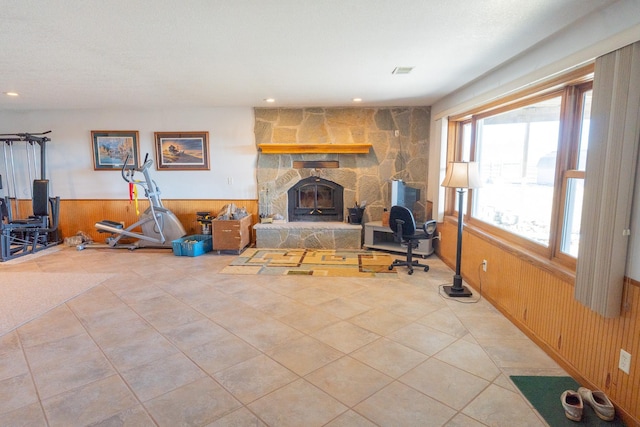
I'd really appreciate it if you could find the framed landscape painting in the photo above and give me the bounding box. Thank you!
[91,130,140,170]
[154,131,209,170]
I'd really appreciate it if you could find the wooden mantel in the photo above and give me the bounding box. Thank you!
[258,143,372,154]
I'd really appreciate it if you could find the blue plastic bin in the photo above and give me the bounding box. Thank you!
[172,234,213,257]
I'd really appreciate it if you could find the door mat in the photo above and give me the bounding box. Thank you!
[221,248,398,277]
[510,376,626,426]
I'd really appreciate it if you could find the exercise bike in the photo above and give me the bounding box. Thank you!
[78,153,186,250]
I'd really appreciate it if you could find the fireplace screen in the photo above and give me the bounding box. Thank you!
[288,177,344,222]
[298,185,333,208]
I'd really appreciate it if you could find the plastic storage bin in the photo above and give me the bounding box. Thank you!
[172,234,213,257]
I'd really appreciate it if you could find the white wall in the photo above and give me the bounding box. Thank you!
[428,0,640,280]
[0,107,257,200]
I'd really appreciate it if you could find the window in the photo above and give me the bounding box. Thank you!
[474,95,562,247]
[448,69,593,266]
[559,87,591,258]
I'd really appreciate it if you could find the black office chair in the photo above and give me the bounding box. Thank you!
[388,205,436,275]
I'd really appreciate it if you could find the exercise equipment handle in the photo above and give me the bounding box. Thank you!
[121,154,133,183]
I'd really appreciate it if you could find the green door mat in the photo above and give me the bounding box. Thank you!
[510,376,626,426]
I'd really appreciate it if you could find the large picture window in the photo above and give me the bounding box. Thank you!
[448,68,593,267]
[474,95,562,247]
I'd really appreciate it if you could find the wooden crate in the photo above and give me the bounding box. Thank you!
[212,215,252,253]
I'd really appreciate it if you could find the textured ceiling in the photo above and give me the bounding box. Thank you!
[0,0,614,111]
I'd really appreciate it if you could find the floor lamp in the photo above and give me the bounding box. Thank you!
[441,161,481,297]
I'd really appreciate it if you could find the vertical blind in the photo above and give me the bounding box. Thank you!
[575,41,640,318]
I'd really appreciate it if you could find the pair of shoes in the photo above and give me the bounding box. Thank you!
[578,387,615,421]
[561,390,583,421]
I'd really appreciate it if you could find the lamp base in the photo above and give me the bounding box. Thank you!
[443,285,473,297]
[443,275,472,297]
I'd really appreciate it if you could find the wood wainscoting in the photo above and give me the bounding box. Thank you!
[437,218,640,425]
[56,199,258,244]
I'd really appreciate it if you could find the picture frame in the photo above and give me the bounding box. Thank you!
[91,130,140,170]
[154,131,210,170]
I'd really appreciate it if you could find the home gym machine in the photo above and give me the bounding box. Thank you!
[78,153,186,250]
[0,131,61,262]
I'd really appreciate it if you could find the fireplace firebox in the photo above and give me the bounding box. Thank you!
[288,177,344,222]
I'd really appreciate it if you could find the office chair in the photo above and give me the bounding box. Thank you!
[387,205,436,274]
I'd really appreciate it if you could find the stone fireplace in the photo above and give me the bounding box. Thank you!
[254,107,431,249]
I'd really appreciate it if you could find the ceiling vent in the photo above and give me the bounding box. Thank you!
[392,66,414,75]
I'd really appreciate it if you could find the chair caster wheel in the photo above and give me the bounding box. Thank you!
[388,265,394,271]
[424,266,429,272]
[408,270,413,275]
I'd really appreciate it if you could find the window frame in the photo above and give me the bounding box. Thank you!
[445,65,594,269]
[553,82,592,268]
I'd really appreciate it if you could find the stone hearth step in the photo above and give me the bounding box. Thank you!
[254,222,362,249]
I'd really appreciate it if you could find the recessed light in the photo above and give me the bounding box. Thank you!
[392,67,414,75]
[4,92,19,97]
[352,98,362,102]
[264,98,275,103]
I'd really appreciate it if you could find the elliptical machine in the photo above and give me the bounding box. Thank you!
[78,153,186,250]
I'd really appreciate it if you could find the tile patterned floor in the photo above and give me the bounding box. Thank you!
[0,246,567,426]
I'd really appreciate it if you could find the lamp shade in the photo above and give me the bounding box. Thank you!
[441,162,482,189]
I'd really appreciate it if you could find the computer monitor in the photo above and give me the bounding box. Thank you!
[390,179,420,210]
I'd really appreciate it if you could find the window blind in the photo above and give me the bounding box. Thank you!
[575,41,640,318]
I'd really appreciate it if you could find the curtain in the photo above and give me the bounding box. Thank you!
[575,41,640,318]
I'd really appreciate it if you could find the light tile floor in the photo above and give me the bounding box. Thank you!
[0,246,567,426]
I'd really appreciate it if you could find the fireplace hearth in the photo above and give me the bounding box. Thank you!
[288,176,344,222]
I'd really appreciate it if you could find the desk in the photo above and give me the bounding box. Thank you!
[363,221,433,257]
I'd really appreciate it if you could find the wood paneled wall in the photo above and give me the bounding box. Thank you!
[54,199,258,243]
[438,219,640,425]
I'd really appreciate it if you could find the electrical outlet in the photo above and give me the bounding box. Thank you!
[482,259,488,272]
[437,232,441,241]
[619,349,631,374]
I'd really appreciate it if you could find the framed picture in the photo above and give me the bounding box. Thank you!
[91,130,140,170]
[154,131,209,170]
